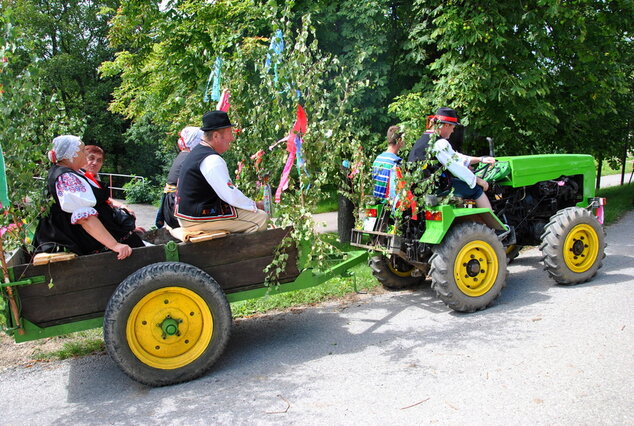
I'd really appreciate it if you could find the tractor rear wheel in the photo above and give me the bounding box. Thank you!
[104,262,232,386]
[369,255,424,290]
[430,222,507,312]
[540,207,606,284]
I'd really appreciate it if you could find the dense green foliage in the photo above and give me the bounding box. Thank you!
[6,0,132,171]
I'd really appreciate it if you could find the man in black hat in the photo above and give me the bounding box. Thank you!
[408,107,495,209]
[174,110,268,234]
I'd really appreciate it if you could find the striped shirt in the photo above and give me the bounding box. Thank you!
[372,152,401,199]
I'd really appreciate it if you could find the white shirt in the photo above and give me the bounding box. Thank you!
[433,138,476,188]
[55,172,100,224]
[199,155,257,212]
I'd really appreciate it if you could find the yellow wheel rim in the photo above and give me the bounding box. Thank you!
[126,287,213,370]
[387,258,414,277]
[563,224,599,273]
[505,245,517,255]
[454,241,499,297]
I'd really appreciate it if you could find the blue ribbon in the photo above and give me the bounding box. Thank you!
[264,30,284,86]
[203,56,223,103]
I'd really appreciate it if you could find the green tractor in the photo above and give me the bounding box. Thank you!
[350,154,606,312]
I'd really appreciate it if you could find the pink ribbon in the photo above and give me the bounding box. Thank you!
[275,132,297,203]
[216,89,231,112]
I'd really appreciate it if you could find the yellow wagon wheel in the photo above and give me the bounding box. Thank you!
[126,287,213,370]
[104,262,232,387]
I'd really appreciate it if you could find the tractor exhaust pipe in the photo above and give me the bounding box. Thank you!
[486,137,495,157]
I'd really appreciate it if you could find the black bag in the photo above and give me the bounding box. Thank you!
[112,206,136,232]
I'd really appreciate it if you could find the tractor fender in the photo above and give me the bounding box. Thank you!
[420,204,506,245]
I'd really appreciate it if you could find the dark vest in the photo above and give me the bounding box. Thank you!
[167,151,189,185]
[33,165,133,255]
[408,132,436,164]
[408,131,451,189]
[175,144,236,220]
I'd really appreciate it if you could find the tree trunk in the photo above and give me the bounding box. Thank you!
[621,136,628,185]
[337,194,355,243]
[596,152,603,190]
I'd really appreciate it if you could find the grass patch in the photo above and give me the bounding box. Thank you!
[599,156,634,175]
[597,183,634,225]
[231,263,377,317]
[314,188,339,214]
[32,329,105,361]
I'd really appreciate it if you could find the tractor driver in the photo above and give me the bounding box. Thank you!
[408,107,495,209]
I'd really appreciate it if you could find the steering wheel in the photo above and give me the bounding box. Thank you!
[474,162,493,181]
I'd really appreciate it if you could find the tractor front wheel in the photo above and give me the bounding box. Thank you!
[104,262,232,386]
[430,222,508,312]
[540,207,606,284]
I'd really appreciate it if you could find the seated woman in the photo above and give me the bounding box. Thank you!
[33,135,144,260]
[155,126,202,229]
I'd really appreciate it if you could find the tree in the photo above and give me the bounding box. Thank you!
[390,0,633,166]
[9,0,131,173]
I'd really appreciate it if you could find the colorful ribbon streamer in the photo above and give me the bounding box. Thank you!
[274,105,309,203]
[264,29,284,86]
[394,167,418,220]
[216,88,231,112]
[203,56,223,103]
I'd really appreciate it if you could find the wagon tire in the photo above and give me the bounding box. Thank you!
[430,222,507,312]
[539,207,606,284]
[104,262,231,387]
[369,255,424,290]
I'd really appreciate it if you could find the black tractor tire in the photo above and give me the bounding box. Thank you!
[539,207,606,284]
[104,262,232,387]
[369,255,424,290]
[506,245,524,264]
[430,222,508,312]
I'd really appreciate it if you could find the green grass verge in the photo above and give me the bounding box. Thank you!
[314,189,339,214]
[599,156,633,175]
[231,263,378,317]
[32,329,105,361]
[597,183,634,226]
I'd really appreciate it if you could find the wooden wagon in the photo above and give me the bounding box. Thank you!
[1,227,366,386]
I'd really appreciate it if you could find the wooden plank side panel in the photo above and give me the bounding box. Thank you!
[20,284,118,326]
[177,227,294,268]
[14,245,166,297]
[208,247,300,291]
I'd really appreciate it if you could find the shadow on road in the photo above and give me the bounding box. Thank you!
[52,231,633,423]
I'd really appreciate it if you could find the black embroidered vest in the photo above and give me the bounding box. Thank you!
[174,144,235,220]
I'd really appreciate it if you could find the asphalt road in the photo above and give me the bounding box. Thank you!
[0,208,632,425]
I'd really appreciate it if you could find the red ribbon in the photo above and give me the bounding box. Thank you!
[435,114,458,123]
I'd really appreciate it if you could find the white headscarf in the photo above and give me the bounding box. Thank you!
[178,126,203,152]
[48,135,82,163]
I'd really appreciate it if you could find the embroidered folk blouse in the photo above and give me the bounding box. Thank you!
[55,172,100,225]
